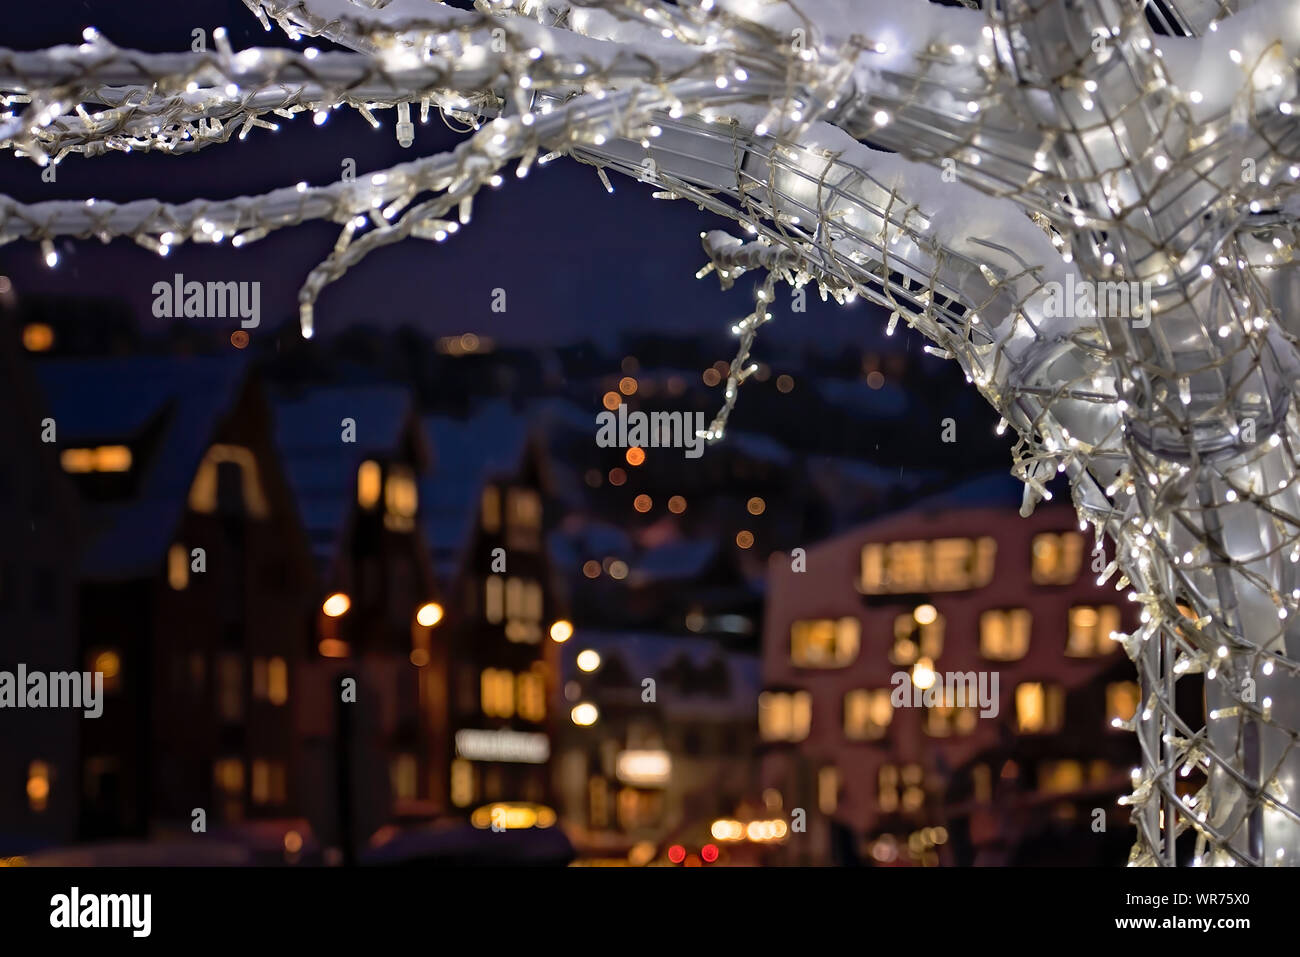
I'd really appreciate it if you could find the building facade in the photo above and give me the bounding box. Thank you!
[423,403,565,828]
[273,386,445,856]
[760,496,1141,865]
[24,357,316,847]
[553,632,759,863]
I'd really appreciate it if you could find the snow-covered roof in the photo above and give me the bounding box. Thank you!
[34,355,250,580]
[420,400,531,580]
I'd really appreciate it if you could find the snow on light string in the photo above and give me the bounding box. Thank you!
[3,0,1300,866]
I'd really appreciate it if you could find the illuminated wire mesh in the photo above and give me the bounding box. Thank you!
[3,0,1300,864]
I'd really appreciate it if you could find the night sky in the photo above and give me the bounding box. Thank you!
[0,0,912,355]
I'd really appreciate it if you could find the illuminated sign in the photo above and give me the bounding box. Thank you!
[615,749,672,786]
[471,803,556,830]
[455,728,550,764]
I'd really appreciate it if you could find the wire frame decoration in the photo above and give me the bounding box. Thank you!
[2,0,1300,865]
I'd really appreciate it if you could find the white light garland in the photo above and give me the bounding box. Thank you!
[3,0,1300,866]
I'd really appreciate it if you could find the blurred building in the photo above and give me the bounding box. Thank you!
[272,385,445,855]
[759,477,1140,865]
[422,402,566,827]
[25,356,316,843]
[0,317,82,853]
[553,631,759,863]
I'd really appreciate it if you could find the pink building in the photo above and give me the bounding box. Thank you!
[759,490,1142,865]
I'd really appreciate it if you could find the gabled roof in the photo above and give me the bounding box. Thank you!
[907,470,1028,513]
[631,539,717,584]
[271,385,418,567]
[817,378,910,417]
[547,519,635,571]
[420,400,532,580]
[727,431,794,467]
[33,355,250,580]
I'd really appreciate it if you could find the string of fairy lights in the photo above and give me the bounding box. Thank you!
[3,0,1300,865]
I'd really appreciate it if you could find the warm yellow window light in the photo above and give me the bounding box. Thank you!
[167,543,189,591]
[356,460,381,508]
[384,464,418,529]
[61,445,132,474]
[27,761,50,812]
[980,608,1032,660]
[481,669,515,718]
[267,657,288,706]
[188,444,269,517]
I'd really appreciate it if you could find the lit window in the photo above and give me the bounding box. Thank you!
[60,445,132,474]
[90,445,129,473]
[391,754,418,801]
[1106,681,1140,728]
[27,761,50,812]
[214,758,244,795]
[1016,682,1065,733]
[879,541,925,591]
[878,763,925,813]
[790,617,860,667]
[891,607,943,665]
[507,487,541,529]
[819,766,840,815]
[168,543,189,591]
[384,464,418,532]
[252,759,287,805]
[758,690,811,742]
[506,487,542,550]
[1066,605,1120,657]
[481,668,515,718]
[59,449,95,473]
[878,764,899,812]
[253,657,288,705]
[451,758,475,807]
[861,537,996,593]
[267,657,288,706]
[356,460,381,509]
[980,608,1031,660]
[481,486,501,533]
[516,667,546,722]
[930,538,995,590]
[485,576,504,623]
[524,581,543,620]
[844,689,893,740]
[503,577,543,642]
[217,655,243,722]
[1037,760,1084,794]
[1031,532,1084,585]
[188,445,269,517]
[214,758,245,819]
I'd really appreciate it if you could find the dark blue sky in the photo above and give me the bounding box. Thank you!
[0,0,908,354]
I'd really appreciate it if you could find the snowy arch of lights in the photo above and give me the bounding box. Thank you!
[3,0,1300,866]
